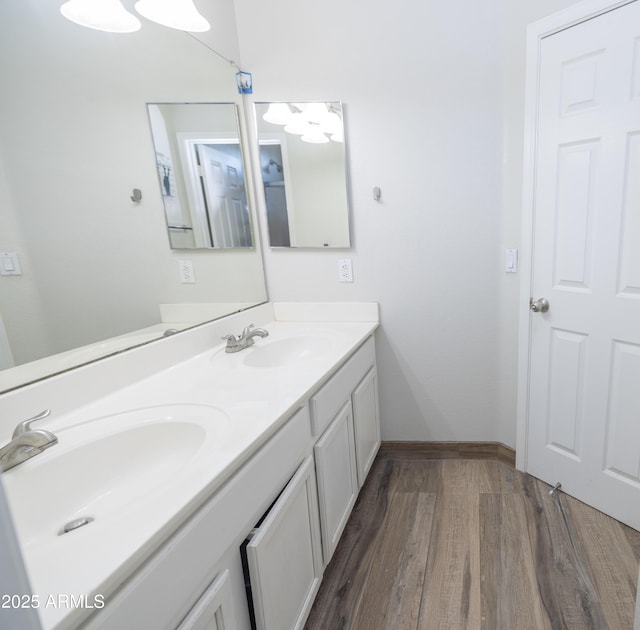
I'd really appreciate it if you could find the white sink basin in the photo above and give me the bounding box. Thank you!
[242,335,331,368]
[3,404,229,549]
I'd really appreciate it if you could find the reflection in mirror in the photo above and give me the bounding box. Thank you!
[254,102,351,248]
[0,1,267,394]
[147,103,253,250]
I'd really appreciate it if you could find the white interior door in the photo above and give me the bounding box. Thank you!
[525,0,640,529]
[198,144,251,248]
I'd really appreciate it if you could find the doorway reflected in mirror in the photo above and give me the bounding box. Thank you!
[147,103,254,250]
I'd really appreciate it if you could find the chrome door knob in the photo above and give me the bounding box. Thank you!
[530,297,549,313]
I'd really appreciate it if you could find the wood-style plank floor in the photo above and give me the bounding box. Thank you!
[305,447,640,630]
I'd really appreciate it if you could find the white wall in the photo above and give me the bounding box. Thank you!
[0,152,52,363]
[234,0,583,446]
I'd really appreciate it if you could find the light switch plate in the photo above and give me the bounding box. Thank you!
[505,249,518,273]
[0,252,22,276]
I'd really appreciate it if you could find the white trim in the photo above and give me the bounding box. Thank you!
[515,0,638,471]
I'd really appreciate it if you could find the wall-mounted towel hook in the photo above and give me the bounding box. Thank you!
[130,188,142,203]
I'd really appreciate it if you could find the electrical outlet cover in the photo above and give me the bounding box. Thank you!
[338,258,353,283]
[178,260,195,283]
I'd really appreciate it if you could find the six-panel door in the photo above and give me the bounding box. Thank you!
[527,0,640,529]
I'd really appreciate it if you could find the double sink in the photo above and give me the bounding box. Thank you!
[0,317,375,628]
[3,325,340,552]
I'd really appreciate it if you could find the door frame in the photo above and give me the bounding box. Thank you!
[515,0,638,471]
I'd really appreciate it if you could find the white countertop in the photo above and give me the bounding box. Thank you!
[0,303,378,629]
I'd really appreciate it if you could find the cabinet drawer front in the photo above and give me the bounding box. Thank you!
[310,336,375,436]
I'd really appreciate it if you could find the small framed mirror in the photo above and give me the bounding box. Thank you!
[147,102,254,250]
[254,102,351,248]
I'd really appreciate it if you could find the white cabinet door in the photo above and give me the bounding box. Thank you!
[314,401,358,565]
[246,456,323,630]
[352,367,381,488]
[177,569,238,630]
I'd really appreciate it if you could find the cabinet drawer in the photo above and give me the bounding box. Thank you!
[310,336,375,436]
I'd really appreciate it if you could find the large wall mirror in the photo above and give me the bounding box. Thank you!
[0,1,267,393]
[254,102,351,248]
[147,103,253,250]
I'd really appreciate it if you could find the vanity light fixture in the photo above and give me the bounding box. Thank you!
[301,124,330,144]
[60,0,210,33]
[262,102,343,143]
[60,0,141,33]
[284,113,311,135]
[134,0,210,32]
[303,102,330,124]
[322,111,342,134]
[262,103,293,126]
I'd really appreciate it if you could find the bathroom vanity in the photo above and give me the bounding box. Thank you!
[0,302,380,630]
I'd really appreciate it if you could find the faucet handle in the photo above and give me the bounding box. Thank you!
[240,324,255,339]
[12,409,51,438]
[222,333,240,348]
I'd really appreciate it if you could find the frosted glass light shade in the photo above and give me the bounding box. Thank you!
[60,0,141,33]
[135,0,210,32]
[284,113,311,135]
[262,103,292,126]
[303,102,329,124]
[301,125,330,144]
[321,111,342,135]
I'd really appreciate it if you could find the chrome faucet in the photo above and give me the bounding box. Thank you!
[0,410,58,472]
[222,324,269,353]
